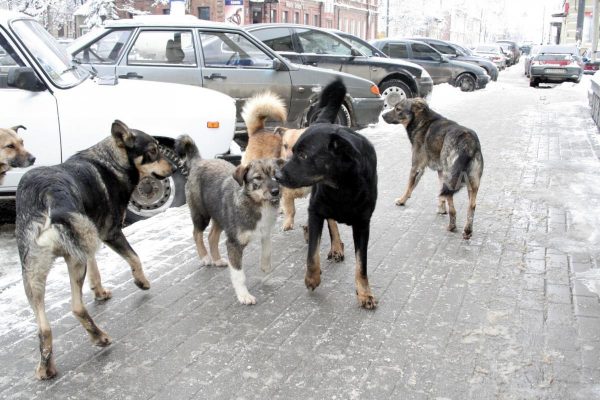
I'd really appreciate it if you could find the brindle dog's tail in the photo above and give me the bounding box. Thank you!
[315,78,346,124]
[175,135,201,171]
[440,153,472,196]
[36,194,99,263]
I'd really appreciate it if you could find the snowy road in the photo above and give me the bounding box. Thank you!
[1,64,600,399]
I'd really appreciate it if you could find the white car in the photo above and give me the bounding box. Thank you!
[0,11,237,220]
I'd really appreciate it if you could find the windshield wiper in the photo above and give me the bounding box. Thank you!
[70,59,98,78]
[61,65,78,75]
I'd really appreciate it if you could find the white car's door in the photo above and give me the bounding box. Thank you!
[0,31,61,191]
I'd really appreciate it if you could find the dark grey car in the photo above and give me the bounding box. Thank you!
[68,16,383,136]
[370,38,490,92]
[408,37,499,81]
[245,24,433,109]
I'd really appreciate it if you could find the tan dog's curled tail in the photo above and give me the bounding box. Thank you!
[175,134,201,171]
[242,92,287,136]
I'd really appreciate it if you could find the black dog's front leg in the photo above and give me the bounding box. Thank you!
[305,211,324,290]
[353,221,376,309]
[104,230,150,290]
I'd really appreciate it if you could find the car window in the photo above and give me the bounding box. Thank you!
[127,30,196,66]
[430,42,456,56]
[73,29,132,65]
[199,31,273,68]
[295,28,352,56]
[0,33,24,88]
[342,36,376,56]
[384,43,408,58]
[412,43,440,61]
[251,27,296,52]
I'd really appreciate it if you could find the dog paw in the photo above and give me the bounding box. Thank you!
[134,277,150,290]
[237,292,257,305]
[447,224,457,232]
[213,258,229,267]
[261,263,273,274]
[35,362,57,380]
[91,330,111,347]
[356,292,377,309]
[327,243,345,262]
[282,221,294,231]
[462,230,472,240]
[94,288,112,301]
[199,255,213,266]
[395,197,407,206]
[437,206,447,214]
[305,272,321,290]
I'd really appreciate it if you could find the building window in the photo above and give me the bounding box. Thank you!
[313,15,319,26]
[162,9,170,15]
[282,11,288,23]
[270,9,277,22]
[198,6,210,20]
[294,12,299,24]
[304,13,309,25]
[326,19,332,28]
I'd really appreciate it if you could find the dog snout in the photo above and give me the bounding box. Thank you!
[274,170,284,182]
[270,187,280,197]
[27,154,36,166]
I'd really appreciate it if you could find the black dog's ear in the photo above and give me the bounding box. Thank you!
[233,164,250,186]
[274,126,287,137]
[11,125,26,133]
[111,120,136,149]
[274,158,286,169]
[328,132,359,157]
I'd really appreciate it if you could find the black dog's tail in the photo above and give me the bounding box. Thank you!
[315,78,347,124]
[35,193,100,263]
[440,153,472,196]
[175,134,201,171]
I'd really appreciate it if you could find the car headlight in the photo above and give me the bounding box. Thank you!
[420,68,431,80]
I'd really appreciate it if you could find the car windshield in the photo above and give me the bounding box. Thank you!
[11,19,88,88]
[537,54,571,61]
[474,45,498,53]
[341,35,378,57]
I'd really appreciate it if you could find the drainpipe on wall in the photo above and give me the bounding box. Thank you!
[576,0,586,44]
[593,0,599,61]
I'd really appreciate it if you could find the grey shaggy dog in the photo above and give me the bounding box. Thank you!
[175,135,283,305]
[382,98,484,239]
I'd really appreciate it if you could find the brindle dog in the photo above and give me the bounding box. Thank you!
[0,125,35,184]
[382,98,484,239]
[16,120,175,380]
[176,135,283,305]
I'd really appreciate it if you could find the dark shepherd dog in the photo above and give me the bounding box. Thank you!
[382,98,484,239]
[275,79,378,309]
[16,120,175,380]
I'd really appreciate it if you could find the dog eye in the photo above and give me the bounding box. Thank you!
[5,144,14,149]
[149,148,158,157]
[283,144,288,150]
[298,152,307,160]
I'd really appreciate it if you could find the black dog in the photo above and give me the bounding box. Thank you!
[16,120,175,379]
[382,98,483,239]
[275,79,378,309]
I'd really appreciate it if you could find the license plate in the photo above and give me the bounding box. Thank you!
[546,69,566,74]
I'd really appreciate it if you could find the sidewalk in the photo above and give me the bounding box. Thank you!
[1,66,599,399]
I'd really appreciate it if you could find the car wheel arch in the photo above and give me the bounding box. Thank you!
[380,73,418,97]
[455,72,477,91]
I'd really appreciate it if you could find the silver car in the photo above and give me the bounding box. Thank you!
[68,16,384,138]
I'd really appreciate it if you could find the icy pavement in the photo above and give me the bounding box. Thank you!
[1,65,600,399]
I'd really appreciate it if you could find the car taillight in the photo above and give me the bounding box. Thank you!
[370,84,380,96]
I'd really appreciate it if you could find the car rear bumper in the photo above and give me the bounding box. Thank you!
[530,67,582,82]
[351,97,385,128]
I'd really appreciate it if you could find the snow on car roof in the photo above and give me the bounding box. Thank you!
[105,15,229,29]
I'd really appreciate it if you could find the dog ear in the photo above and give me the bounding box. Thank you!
[328,132,359,157]
[274,126,287,137]
[233,164,250,186]
[274,158,286,170]
[11,125,26,133]
[111,120,136,149]
[411,98,428,113]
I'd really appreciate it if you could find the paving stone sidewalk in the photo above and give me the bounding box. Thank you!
[1,67,600,399]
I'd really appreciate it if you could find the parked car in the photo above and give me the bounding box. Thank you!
[582,50,600,74]
[472,44,508,70]
[496,40,520,65]
[370,38,490,91]
[537,44,583,68]
[529,53,582,87]
[524,45,541,77]
[69,16,383,138]
[407,37,498,81]
[0,11,237,221]
[244,24,433,109]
